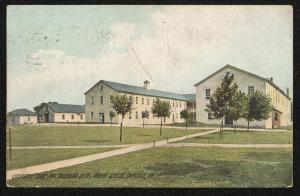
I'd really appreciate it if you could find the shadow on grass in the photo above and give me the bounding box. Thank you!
[83,140,112,144]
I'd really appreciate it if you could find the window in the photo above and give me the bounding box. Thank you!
[100,96,103,104]
[208,112,213,120]
[135,111,138,119]
[100,85,103,91]
[80,115,83,120]
[91,97,94,105]
[248,86,254,94]
[164,117,166,123]
[176,113,178,119]
[28,116,30,121]
[62,114,65,120]
[180,102,181,108]
[136,97,139,104]
[147,98,149,105]
[206,89,210,99]
[129,113,132,119]
[71,115,74,120]
[142,98,144,105]
[91,112,94,120]
[176,102,178,107]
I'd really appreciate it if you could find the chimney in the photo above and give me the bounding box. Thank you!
[143,80,150,89]
[286,88,289,97]
[270,77,273,82]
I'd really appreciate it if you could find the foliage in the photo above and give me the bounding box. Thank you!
[142,110,150,119]
[205,72,238,132]
[180,109,189,120]
[111,94,134,141]
[151,99,171,136]
[243,90,273,130]
[109,111,116,119]
[33,102,58,113]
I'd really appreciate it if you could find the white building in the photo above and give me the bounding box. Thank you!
[7,109,38,125]
[84,80,196,126]
[38,103,85,123]
[194,64,292,129]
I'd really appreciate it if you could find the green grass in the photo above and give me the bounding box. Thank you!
[177,130,293,144]
[7,147,292,187]
[6,148,118,170]
[6,125,209,146]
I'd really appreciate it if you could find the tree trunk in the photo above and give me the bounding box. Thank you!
[247,121,250,131]
[160,118,162,136]
[234,120,237,133]
[120,117,123,142]
[186,119,188,139]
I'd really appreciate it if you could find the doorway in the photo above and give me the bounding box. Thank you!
[99,113,105,124]
[225,115,233,125]
[44,113,49,122]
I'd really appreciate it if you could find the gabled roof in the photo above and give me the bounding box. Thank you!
[10,109,37,116]
[194,64,291,100]
[85,80,192,101]
[47,103,85,113]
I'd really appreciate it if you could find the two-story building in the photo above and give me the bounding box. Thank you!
[194,64,292,129]
[84,80,196,126]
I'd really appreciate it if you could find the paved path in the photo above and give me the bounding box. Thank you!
[6,129,219,181]
[7,145,131,149]
[160,143,293,148]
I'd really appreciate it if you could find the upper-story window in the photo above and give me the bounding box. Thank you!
[136,97,139,104]
[100,96,103,104]
[110,95,113,103]
[100,85,103,91]
[206,89,210,99]
[147,98,149,105]
[248,86,254,94]
[91,97,94,105]
[142,98,144,105]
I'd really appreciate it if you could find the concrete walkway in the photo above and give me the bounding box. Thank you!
[6,129,219,181]
[160,143,293,148]
[7,145,131,150]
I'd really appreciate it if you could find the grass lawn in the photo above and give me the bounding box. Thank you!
[176,130,293,144]
[6,125,209,147]
[7,147,292,187]
[6,148,118,170]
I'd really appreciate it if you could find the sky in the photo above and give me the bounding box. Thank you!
[7,5,293,112]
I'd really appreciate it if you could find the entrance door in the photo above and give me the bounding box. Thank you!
[99,113,104,124]
[44,113,49,122]
[225,115,233,125]
[273,112,281,128]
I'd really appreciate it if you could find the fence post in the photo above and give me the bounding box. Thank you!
[9,127,12,161]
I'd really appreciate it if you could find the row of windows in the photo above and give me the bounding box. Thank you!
[62,114,83,120]
[205,85,255,100]
[90,111,181,120]
[90,95,186,108]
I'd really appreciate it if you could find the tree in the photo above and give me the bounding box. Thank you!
[243,91,273,131]
[33,101,58,113]
[205,72,238,133]
[111,94,134,142]
[228,90,247,132]
[151,99,171,136]
[180,109,190,137]
[109,111,116,126]
[142,110,149,128]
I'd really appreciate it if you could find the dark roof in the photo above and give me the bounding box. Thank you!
[47,103,85,113]
[194,64,291,100]
[85,80,191,101]
[182,94,196,101]
[10,109,37,116]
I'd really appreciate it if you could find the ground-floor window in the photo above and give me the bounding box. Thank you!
[136,111,138,119]
[91,112,93,120]
[62,114,65,120]
[71,115,74,120]
[80,115,83,120]
[28,116,30,121]
[208,112,213,120]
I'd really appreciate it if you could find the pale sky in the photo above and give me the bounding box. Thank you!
[7,5,293,112]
